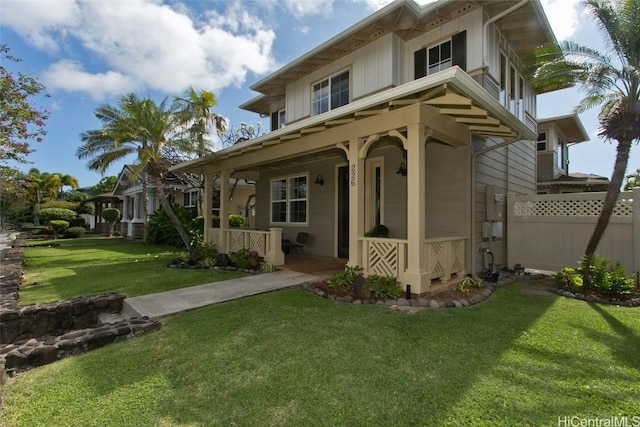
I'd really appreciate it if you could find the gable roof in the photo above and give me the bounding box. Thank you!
[538,114,590,144]
[242,0,555,113]
[112,164,202,196]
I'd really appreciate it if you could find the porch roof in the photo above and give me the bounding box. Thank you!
[172,67,537,175]
[537,114,590,144]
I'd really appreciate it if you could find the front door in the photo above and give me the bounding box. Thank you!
[337,165,349,258]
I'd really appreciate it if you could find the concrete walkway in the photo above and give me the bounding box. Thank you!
[123,269,321,319]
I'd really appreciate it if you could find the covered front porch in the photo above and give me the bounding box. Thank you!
[174,68,534,295]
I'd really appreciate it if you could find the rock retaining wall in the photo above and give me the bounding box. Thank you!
[0,233,161,376]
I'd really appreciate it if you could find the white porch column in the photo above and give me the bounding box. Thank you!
[203,173,212,243]
[347,138,365,268]
[219,170,231,254]
[267,227,285,266]
[403,123,429,294]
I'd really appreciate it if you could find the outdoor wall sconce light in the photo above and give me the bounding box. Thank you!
[314,174,324,185]
[396,162,407,176]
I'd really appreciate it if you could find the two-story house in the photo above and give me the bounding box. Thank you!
[173,0,562,295]
[537,114,609,194]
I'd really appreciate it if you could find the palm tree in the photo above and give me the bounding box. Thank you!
[174,87,227,213]
[174,86,227,157]
[27,168,44,225]
[43,172,79,200]
[77,93,195,259]
[530,0,640,283]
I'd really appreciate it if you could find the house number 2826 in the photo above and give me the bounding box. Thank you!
[350,164,356,186]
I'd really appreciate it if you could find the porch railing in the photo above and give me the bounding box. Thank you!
[359,236,466,285]
[360,237,408,278]
[204,227,285,266]
[425,237,466,283]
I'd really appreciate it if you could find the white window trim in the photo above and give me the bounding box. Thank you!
[311,69,350,116]
[270,173,309,226]
[183,190,199,208]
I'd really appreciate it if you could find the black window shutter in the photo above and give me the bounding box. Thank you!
[414,48,427,79]
[452,30,466,71]
[270,111,278,131]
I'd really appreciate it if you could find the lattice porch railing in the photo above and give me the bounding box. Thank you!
[425,237,466,282]
[360,237,407,278]
[226,229,270,258]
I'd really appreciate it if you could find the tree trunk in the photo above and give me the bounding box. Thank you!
[581,139,632,283]
[153,176,194,261]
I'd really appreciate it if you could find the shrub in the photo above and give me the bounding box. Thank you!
[579,255,635,295]
[39,208,78,223]
[49,220,69,239]
[327,265,364,290]
[193,242,217,263]
[364,224,389,238]
[556,267,583,289]
[230,248,251,269]
[367,274,401,299]
[63,226,86,239]
[453,276,485,294]
[228,214,248,228]
[68,217,86,228]
[102,208,120,237]
[146,205,197,248]
[212,215,220,227]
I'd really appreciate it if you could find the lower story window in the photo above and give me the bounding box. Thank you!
[183,190,198,207]
[271,175,307,224]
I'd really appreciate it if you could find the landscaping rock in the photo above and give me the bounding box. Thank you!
[397,298,410,307]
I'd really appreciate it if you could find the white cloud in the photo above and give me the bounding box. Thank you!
[540,0,581,41]
[2,0,276,99]
[0,0,81,50]
[282,0,330,18]
[42,60,137,100]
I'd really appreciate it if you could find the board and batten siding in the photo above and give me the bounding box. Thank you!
[285,34,397,123]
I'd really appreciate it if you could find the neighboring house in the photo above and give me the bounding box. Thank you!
[173,0,567,295]
[536,115,610,194]
[113,165,255,239]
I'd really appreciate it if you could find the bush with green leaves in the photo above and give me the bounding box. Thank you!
[452,276,485,294]
[193,242,217,264]
[49,220,69,239]
[39,208,78,224]
[581,255,635,295]
[327,265,364,290]
[102,208,120,237]
[556,267,583,290]
[68,217,86,228]
[230,248,252,269]
[63,226,86,239]
[367,274,401,299]
[364,224,389,238]
[228,214,248,228]
[146,205,198,248]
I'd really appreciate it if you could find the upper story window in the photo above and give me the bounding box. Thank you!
[414,31,466,79]
[271,175,308,224]
[537,132,547,151]
[312,70,350,116]
[271,109,286,131]
[557,137,567,170]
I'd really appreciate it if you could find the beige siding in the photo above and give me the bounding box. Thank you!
[285,35,396,123]
[473,137,536,272]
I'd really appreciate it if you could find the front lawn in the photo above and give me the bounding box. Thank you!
[20,237,246,305]
[2,285,638,426]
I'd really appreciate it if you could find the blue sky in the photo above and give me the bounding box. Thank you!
[1,0,638,188]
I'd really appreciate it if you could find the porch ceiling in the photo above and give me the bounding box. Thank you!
[172,68,536,176]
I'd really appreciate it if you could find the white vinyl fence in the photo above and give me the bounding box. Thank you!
[507,188,639,275]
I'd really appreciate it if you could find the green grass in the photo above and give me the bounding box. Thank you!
[19,237,246,304]
[2,285,638,426]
